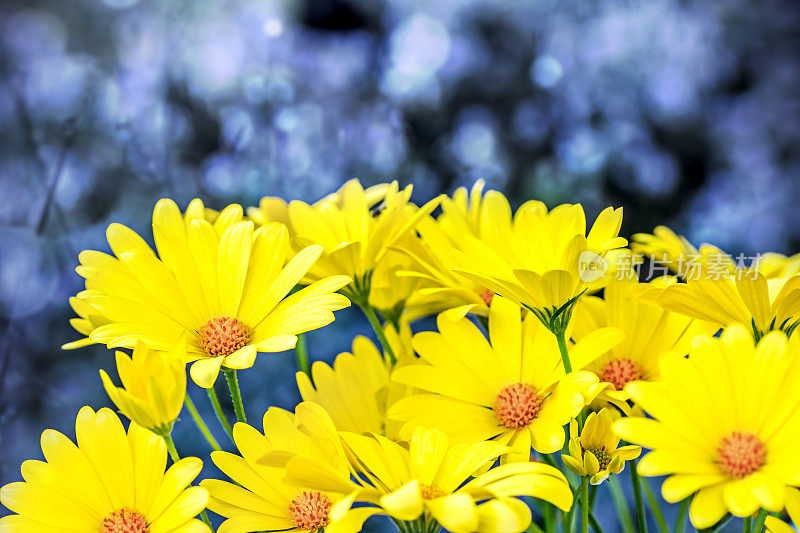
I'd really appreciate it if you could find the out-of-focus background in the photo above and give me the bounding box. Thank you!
[1,0,799,529]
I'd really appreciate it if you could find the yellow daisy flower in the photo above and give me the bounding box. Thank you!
[284,179,441,303]
[282,425,574,533]
[765,487,800,533]
[202,402,375,533]
[100,338,187,435]
[448,196,626,332]
[395,181,515,320]
[637,269,800,341]
[0,406,209,532]
[572,276,718,402]
[561,408,641,485]
[67,198,351,388]
[614,325,800,529]
[388,296,624,459]
[296,334,414,440]
[632,226,800,281]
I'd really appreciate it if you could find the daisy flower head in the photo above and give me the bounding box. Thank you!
[284,425,574,533]
[637,267,800,342]
[614,325,800,529]
[283,179,441,304]
[388,296,624,460]
[561,408,641,485]
[450,199,626,333]
[572,276,718,403]
[632,226,800,281]
[202,402,373,533]
[100,338,187,435]
[0,406,209,532]
[296,333,415,440]
[66,198,351,388]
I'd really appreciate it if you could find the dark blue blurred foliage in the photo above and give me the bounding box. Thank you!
[1,0,800,530]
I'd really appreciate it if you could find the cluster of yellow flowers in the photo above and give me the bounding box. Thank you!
[2,179,800,533]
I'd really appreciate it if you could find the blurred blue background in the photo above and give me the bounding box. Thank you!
[1,0,799,530]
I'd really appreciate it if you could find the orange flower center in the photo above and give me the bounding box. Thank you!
[290,491,331,532]
[198,316,251,358]
[100,508,148,533]
[599,358,643,391]
[480,288,494,306]
[717,432,765,478]
[494,383,542,429]
[420,484,446,499]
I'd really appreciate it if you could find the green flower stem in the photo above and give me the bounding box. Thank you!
[207,386,234,443]
[184,393,221,451]
[642,478,668,533]
[608,476,635,533]
[588,513,605,533]
[563,486,578,533]
[630,458,648,533]
[675,499,689,533]
[358,302,397,365]
[744,517,752,533]
[160,432,213,530]
[223,368,247,424]
[581,477,589,533]
[295,332,310,375]
[752,510,768,533]
[699,514,732,533]
[543,502,557,533]
[589,485,598,509]
[554,328,574,374]
[528,522,547,533]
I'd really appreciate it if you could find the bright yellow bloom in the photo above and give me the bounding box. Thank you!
[561,409,641,485]
[0,406,209,532]
[283,179,440,302]
[389,296,624,459]
[765,487,800,533]
[448,196,626,323]
[572,276,718,403]
[202,402,374,533]
[615,326,800,529]
[296,333,415,440]
[66,198,351,388]
[100,338,186,434]
[632,226,800,281]
[283,425,574,533]
[637,269,800,341]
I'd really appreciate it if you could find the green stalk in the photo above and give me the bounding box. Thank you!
[630,459,648,533]
[752,510,768,533]
[608,476,635,533]
[744,517,752,533]
[554,328,574,373]
[359,302,397,364]
[184,393,221,451]
[675,499,689,533]
[295,332,310,375]
[563,485,578,533]
[161,432,213,529]
[589,513,605,533]
[642,478,668,533]
[207,386,234,443]
[223,368,247,423]
[581,477,589,533]
[699,514,732,533]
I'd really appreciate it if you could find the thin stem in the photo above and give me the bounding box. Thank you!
[581,477,589,533]
[744,517,752,533]
[642,478,668,533]
[223,368,247,423]
[554,328,573,373]
[589,513,605,533]
[160,432,213,530]
[699,514,732,533]
[359,302,397,364]
[162,432,180,463]
[184,393,221,451]
[295,332,310,375]
[608,476,635,533]
[543,503,557,533]
[752,510,768,533]
[589,485,598,509]
[207,386,234,443]
[630,459,648,533]
[528,522,547,533]
[675,499,689,533]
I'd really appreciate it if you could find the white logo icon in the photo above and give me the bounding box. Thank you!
[579,251,608,283]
